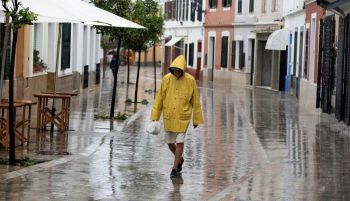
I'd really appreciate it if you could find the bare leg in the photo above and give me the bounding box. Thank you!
[168,143,176,155]
[172,143,184,170]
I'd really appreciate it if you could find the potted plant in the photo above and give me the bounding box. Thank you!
[33,50,47,73]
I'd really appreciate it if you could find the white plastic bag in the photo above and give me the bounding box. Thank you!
[146,121,161,135]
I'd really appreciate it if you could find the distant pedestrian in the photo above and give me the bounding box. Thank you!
[151,55,204,178]
[110,54,119,78]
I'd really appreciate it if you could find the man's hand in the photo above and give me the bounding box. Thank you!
[193,124,198,128]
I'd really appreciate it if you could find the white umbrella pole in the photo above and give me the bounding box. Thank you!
[0,16,11,101]
[51,23,62,133]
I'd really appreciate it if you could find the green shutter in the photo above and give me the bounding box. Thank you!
[61,23,71,70]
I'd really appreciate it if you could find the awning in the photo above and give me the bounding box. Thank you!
[51,0,145,28]
[317,0,350,16]
[0,0,82,23]
[0,0,144,28]
[165,37,183,47]
[265,29,289,50]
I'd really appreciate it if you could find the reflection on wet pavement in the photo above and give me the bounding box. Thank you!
[0,67,349,200]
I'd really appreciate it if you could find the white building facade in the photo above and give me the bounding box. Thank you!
[232,0,256,86]
[162,0,204,79]
[253,0,284,90]
[25,23,102,98]
[283,0,306,98]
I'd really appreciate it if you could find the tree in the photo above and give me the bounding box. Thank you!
[92,0,133,122]
[151,9,164,98]
[1,1,37,165]
[128,0,164,103]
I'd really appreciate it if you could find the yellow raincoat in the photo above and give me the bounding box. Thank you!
[151,55,204,133]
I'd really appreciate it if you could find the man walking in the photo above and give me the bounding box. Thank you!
[151,55,204,178]
[110,53,119,78]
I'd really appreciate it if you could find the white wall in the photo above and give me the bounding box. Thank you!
[164,26,203,68]
[256,0,283,22]
[28,23,102,77]
[234,26,256,73]
[283,2,305,78]
[283,0,304,16]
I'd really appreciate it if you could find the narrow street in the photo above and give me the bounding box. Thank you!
[0,66,349,201]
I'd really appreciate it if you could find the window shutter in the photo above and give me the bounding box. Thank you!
[249,0,254,12]
[239,41,244,69]
[190,0,196,21]
[304,29,309,78]
[172,1,176,19]
[61,23,71,70]
[238,0,242,13]
[186,0,189,20]
[197,0,202,21]
[175,0,178,20]
[221,36,228,68]
[189,43,194,66]
[232,41,236,68]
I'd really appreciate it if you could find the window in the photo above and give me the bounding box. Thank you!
[262,0,266,13]
[61,23,71,70]
[249,0,254,13]
[232,41,236,68]
[272,0,277,12]
[189,43,194,66]
[239,41,244,69]
[33,24,46,73]
[209,0,217,9]
[237,0,242,13]
[223,0,232,8]
[221,36,228,68]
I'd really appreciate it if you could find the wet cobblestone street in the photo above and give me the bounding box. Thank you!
[0,66,349,200]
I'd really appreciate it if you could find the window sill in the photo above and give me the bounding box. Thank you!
[209,8,217,12]
[31,71,48,78]
[223,7,231,11]
[59,69,73,77]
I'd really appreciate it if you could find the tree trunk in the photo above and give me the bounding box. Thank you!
[153,43,156,98]
[127,48,130,84]
[134,49,141,103]
[109,37,122,120]
[9,29,18,165]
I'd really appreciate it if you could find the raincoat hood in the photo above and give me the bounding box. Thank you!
[169,55,187,72]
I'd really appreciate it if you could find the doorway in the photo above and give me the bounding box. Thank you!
[259,40,272,87]
[279,50,287,91]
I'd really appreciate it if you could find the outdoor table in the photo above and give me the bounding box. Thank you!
[40,92,77,129]
[0,102,29,148]
[34,93,72,132]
